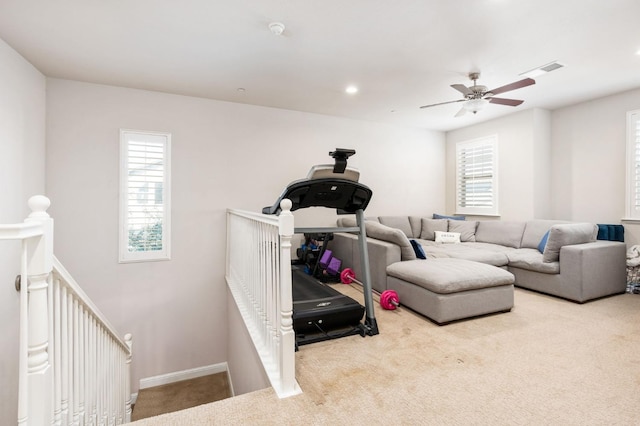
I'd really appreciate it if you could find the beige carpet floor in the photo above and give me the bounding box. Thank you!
[132,287,640,425]
[132,373,232,421]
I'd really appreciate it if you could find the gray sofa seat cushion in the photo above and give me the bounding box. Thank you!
[386,258,514,294]
[365,221,416,261]
[506,248,560,274]
[542,223,598,263]
[461,242,517,253]
[417,240,510,266]
[521,220,569,249]
[378,216,414,238]
[475,221,526,248]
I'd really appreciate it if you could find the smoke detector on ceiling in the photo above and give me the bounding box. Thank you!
[269,22,285,36]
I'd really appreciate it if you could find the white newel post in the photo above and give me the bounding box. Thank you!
[23,195,54,425]
[277,199,297,396]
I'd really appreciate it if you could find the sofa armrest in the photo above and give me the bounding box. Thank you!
[331,233,400,293]
[559,241,627,302]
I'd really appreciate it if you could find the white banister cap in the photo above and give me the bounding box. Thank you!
[27,195,51,218]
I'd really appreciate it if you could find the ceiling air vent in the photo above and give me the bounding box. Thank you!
[520,61,564,78]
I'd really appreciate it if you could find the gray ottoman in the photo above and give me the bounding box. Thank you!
[386,258,515,324]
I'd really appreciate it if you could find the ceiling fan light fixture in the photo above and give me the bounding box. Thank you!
[463,98,489,113]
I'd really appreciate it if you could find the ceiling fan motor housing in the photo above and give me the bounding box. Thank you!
[469,85,489,99]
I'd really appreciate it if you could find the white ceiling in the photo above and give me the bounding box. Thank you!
[1,0,639,131]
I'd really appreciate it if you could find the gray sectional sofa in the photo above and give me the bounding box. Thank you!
[331,216,627,305]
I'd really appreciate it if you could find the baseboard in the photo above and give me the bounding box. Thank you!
[139,362,229,390]
[226,369,236,397]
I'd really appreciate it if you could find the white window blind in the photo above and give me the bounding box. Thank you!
[455,136,499,216]
[626,111,640,219]
[119,130,171,262]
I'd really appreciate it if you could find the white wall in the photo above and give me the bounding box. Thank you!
[551,89,638,220]
[45,78,445,394]
[445,108,552,220]
[551,88,640,244]
[0,39,46,425]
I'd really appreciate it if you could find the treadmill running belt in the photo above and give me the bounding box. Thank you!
[291,266,364,334]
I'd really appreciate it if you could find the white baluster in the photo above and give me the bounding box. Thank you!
[53,278,62,425]
[124,333,132,423]
[73,297,80,425]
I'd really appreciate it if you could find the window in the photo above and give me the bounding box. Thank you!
[119,130,171,262]
[455,135,499,216]
[626,110,640,219]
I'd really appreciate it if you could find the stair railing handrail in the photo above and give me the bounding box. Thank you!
[226,199,301,398]
[0,195,132,425]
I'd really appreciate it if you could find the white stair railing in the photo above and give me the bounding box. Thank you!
[0,196,132,425]
[226,199,301,398]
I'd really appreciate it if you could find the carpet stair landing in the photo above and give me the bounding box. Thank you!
[131,372,232,421]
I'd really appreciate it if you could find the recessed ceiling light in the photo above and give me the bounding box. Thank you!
[520,61,565,78]
[345,86,358,94]
[237,88,246,92]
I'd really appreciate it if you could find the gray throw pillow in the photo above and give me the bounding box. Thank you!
[420,218,448,240]
[378,216,414,238]
[448,220,478,242]
[542,223,598,263]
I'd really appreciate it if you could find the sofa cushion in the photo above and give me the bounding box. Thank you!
[542,223,598,263]
[379,216,414,238]
[521,219,569,249]
[336,217,357,228]
[365,221,416,261]
[507,248,560,274]
[420,218,448,240]
[475,221,526,248]
[408,216,423,239]
[448,220,478,242]
[418,240,511,267]
[386,258,514,294]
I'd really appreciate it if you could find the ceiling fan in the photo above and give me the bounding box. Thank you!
[420,72,536,117]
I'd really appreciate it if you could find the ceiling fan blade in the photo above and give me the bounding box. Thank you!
[488,97,524,106]
[451,84,473,96]
[419,99,466,109]
[488,78,535,96]
[454,106,467,117]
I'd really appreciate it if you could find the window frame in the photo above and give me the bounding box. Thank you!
[625,110,640,220]
[455,135,499,216]
[119,129,172,263]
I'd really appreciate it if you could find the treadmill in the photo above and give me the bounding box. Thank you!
[263,149,379,346]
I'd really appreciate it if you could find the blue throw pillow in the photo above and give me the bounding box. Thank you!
[538,230,550,253]
[410,240,427,259]
[433,213,465,221]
